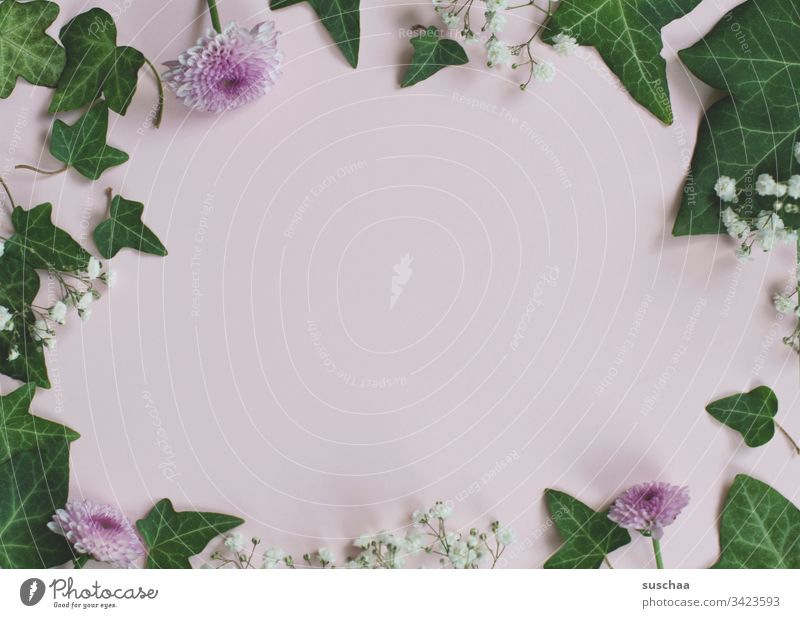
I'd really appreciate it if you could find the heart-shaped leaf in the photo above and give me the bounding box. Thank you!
[543,0,701,124]
[401,27,468,88]
[137,498,244,568]
[49,101,129,180]
[270,0,360,68]
[0,0,65,98]
[0,383,80,464]
[706,386,778,448]
[49,8,145,115]
[673,0,800,236]
[94,194,167,259]
[714,474,799,568]
[4,203,91,273]
[544,488,631,568]
[0,256,49,388]
[0,442,75,567]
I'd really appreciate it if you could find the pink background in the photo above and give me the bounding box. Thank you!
[1,0,798,568]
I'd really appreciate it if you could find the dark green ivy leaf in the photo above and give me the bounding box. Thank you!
[544,488,631,568]
[4,202,91,272]
[0,0,65,98]
[270,0,360,68]
[49,8,145,115]
[93,194,168,259]
[0,441,74,567]
[0,383,80,464]
[544,0,702,124]
[49,101,129,180]
[714,475,799,568]
[0,255,49,388]
[706,386,778,448]
[401,27,468,88]
[674,0,800,236]
[137,498,244,568]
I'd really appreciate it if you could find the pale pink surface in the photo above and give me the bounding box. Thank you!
[0,0,797,568]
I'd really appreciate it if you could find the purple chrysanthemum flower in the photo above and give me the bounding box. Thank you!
[48,500,144,569]
[608,482,689,540]
[163,21,282,113]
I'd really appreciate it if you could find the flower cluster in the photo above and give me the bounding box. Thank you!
[608,482,690,540]
[0,248,115,362]
[431,0,577,89]
[714,143,800,351]
[207,501,515,569]
[48,500,144,569]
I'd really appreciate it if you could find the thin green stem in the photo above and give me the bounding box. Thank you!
[652,537,664,569]
[143,58,164,129]
[775,421,800,455]
[15,163,68,176]
[206,0,222,33]
[0,176,16,210]
[604,556,614,569]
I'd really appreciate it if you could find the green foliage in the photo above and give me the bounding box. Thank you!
[94,194,167,259]
[401,27,468,88]
[706,386,778,448]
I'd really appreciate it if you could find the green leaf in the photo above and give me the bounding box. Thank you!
[543,0,702,124]
[0,0,65,98]
[270,0,360,68]
[0,442,74,567]
[401,27,468,88]
[137,498,244,568]
[714,474,800,568]
[0,383,79,464]
[706,386,778,448]
[4,203,91,272]
[49,101,129,180]
[49,8,145,115]
[0,256,49,388]
[94,194,167,259]
[544,488,631,568]
[674,0,800,236]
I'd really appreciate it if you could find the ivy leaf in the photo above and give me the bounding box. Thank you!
[0,256,49,388]
[93,194,168,259]
[401,27,468,88]
[544,488,631,568]
[0,383,80,464]
[4,203,91,272]
[706,386,778,448]
[544,0,701,124]
[0,0,66,98]
[674,0,800,236]
[714,475,799,568]
[270,0,360,68]
[49,101,129,180]
[49,8,145,115]
[136,498,244,568]
[0,442,74,567]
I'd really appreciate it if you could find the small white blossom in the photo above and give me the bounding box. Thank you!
[353,534,374,549]
[486,37,511,67]
[317,547,335,565]
[754,210,785,251]
[787,175,800,200]
[79,308,92,323]
[485,0,508,9]
[50,301,68,325]
[775,183,788,198]
[714,176,738,202]
[7,346,19,361]
[735,245,752,262]
[484,11,507,33]
[0,305,12,331]
[448,539,479,569]
[224,533,245,553]
[774,294,795,314]
[429,501,453,520]
[0,238,4,258]
[105,270,117,288]
[552,32,578,57]
[755,173,778,196]
[411,509,428,524]
[87,256,102,280]
[533,61,556,83]
[440,11,460,29]
[795,142,800,165]
[32,319,56,349]
[261,547,286,569]
[77,291,94,310]
[495,525,516,545]
[721,207,750,240]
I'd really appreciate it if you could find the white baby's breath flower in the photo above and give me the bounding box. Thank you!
[224,533,245,553]
[714,176,738,202]
[411,509,428,524]
[787,175,800,200]
[32,319,56,349]
[50,301,68,325]
[552,32,578,57]
[775,183,788,198]
[87,256,102,280]
[79,308,92,323]
[0,305,12,331]
[721,207,750,240]
[429,501,453,520]
[755,173,777,196]
[485,0,508,9]
[533,61,556,83]
[261,547,286,568]
[735,245,752,262]
[353,534,374,549]
[754,210,785,251]
[77,291,94,310]
[774,294,795,314]
[484,10,507,33]
[0,238,4,258]
[795,142,800,165]
[486,37,511,67]
[105,269,117,288]
[440,11,460,29]
[317,547,335,565]
[7,346,19,361]
[495,525,516,545]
